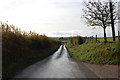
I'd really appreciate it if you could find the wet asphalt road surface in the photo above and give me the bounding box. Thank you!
[15,45,98,78]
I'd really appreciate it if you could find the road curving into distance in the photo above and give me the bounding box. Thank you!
[15,45,98,78]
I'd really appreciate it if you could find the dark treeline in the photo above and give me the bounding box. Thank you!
[1,22,61,78]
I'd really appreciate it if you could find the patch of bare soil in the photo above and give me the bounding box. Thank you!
[82,62,119,78]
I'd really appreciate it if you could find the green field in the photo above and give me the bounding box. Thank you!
[66,37,120,64]
[97,37,119,42]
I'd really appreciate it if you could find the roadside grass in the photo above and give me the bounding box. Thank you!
[1,22,61,78]
[67,40,120,64]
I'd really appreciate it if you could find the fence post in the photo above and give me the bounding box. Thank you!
[118,31,120,42]
[92,36,93,42]
[96,35,97,41]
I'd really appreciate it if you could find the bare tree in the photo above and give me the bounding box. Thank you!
[109,0,117,41]
[83,1,111,42]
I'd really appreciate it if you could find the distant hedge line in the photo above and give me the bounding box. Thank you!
[70,36,85,46]
[1,22,61,78]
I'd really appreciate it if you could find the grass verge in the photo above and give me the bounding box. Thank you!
[67,42,120,64]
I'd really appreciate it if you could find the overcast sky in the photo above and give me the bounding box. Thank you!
[0,0,119,37]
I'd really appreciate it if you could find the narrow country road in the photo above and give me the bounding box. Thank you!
[15,45,98,78]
